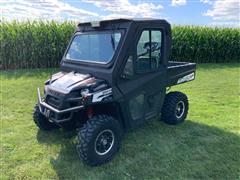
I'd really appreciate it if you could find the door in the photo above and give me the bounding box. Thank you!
[118,28,167,128]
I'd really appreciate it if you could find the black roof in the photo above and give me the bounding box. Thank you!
[78,18,169,27]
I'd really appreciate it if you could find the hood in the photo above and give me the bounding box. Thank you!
[46,71,97,94]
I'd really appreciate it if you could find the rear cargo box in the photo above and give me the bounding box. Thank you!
[167,61,196,87]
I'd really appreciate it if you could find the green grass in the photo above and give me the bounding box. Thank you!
[1,64,240,179]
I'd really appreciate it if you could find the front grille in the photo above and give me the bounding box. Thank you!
[46,96,61,108]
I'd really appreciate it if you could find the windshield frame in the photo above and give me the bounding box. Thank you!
[63,30,124,66]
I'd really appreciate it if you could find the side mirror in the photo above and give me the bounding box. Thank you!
[121,56,134,79]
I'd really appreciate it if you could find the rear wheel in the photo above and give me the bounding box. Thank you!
[76,115,123,166]
[161,91,189,125]
[33,105,59,130]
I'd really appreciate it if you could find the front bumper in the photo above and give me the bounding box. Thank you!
[37,88,84,122]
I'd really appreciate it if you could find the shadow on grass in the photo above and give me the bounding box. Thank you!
[36,120,240,180]
[37,129,76,145]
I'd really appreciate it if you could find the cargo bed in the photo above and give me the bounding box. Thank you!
[167,61,196,87]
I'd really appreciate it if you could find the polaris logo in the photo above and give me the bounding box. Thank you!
[177,73,195,84]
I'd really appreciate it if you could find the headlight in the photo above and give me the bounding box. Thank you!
[45,79,50,85]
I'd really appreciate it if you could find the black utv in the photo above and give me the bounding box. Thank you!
[34,19,196,166]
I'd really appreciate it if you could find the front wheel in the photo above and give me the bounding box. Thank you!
[161,91,189,125]
[33,105,59,130]
[76,115,123,166]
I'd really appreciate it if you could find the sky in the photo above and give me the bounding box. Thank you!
[0,0,239,27]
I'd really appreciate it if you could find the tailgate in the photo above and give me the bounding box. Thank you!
[167,61,196,87]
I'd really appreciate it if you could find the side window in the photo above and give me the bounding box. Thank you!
[151,31,162,67]
[136,30,162,73]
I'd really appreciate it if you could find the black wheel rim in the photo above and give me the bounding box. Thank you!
[95,129,114,155]
[175,101,185,119]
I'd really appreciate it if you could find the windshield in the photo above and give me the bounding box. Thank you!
[66,32,121,64]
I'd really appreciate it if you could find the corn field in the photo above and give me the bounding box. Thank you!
[171,26,240,63]
[0,21,75,69]
[0,21,239,70]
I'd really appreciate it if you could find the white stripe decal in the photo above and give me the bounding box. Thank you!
[177,73,195,84]
[92,88,112,102]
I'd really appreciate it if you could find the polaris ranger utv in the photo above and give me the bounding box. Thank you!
[33,19,196,166]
